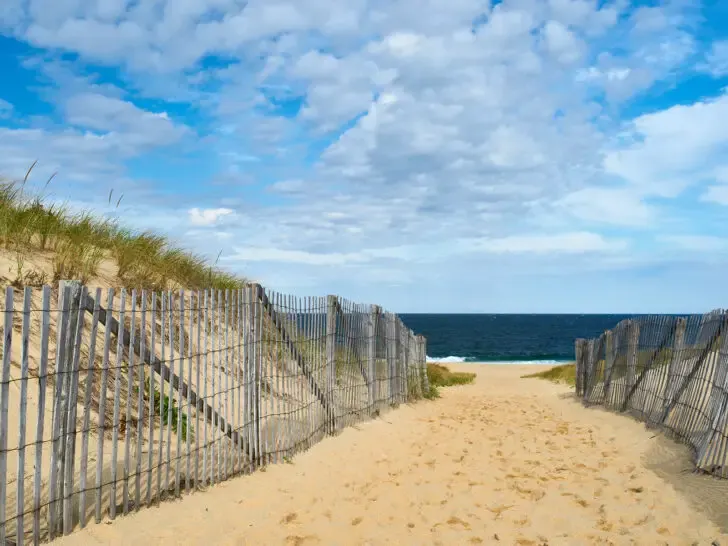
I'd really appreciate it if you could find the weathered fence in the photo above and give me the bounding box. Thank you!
[0,281,428,545]
[575,309,728,478]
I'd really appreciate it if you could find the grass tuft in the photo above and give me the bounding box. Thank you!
[521,363,576,386]
[424,363,476,399]
[0,168,248,290]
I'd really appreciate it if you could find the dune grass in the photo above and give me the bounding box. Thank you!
[522,363,576,386]
[0,165,246,290]
[425,363,476,399]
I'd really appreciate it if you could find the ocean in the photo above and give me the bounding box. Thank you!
[399,314,639,364]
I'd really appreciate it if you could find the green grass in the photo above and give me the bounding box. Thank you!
[143,378,192,441]
[424,363,476,399]
[0,167,246,290]
[521,347,687,388]
[522,363,576,386]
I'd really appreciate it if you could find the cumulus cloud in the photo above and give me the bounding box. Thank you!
[0,98,13,118]
[0,0,727,311]
[188,207,235,227]
[701,40,728,78]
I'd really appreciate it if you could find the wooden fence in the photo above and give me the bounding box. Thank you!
[0,281,429,545]
[575,309,728,478]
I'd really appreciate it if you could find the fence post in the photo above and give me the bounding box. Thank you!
[48,280,82,538]
[663,317,687,414]
[402,324,410,402]
[368,305,379,413]
[326,295,338,433]
[417,335,429,396]
[63,282,85,535]
[385,313,394,404]
[411,331,421,398]
[394,318,401,405]
[625,320,639,411]
[246,284,262,467]
[574,339,584,398]
[604,331,615,404]
[584,338,596,400]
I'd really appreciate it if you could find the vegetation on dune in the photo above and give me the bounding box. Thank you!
[0,165,246,291]
[425,363,476,399]
[522,363,576,386]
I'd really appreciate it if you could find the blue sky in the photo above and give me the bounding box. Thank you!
[1,0,728,314]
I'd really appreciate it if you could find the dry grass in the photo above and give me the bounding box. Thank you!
[521,363,576,386]
[0,166,246,291]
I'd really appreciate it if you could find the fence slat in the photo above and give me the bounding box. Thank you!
[123,290,137,516]
[63,282,85,536]
[185,291,193,492]
[109,289,126,521]
[175,291,184,498]
[0,287,14,545]
[15,287,31,545]
[79,288,101,529]
[146,293,157,507]
[49,282,70,538]
[32,286,51,543]
[135,291,147,511]
[95,289,114,523]
[165,291,174,496]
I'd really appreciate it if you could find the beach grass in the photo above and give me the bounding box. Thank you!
[425,363,476,399]
[522,363,577,386]
[0,167,246,290]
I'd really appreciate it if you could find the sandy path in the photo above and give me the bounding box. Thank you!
[54,364,728,546]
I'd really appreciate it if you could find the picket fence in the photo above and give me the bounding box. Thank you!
[0,281,429,545]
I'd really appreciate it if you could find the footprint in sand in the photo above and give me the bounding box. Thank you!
[285,535,319,546]
[281,512,299,525]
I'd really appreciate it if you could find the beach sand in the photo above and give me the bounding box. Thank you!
[53,363,728,546]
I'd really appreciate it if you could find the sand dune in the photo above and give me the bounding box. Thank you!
[53,364,728,546]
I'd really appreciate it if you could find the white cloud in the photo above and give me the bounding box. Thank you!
[660,235,728,252]
[462,232,628,254]
[603,92,728,198]
[188,207,235,227]
[553,187,656,227]
[702,185,728,206]
[0,98,12,118]
[701,40,728,78]
[1,0,727,312]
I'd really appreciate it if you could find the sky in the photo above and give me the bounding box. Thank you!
[1,0,728,314]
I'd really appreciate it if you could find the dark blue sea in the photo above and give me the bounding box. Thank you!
[399,314,639,364]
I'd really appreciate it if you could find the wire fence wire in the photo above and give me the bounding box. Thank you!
[0,281,428,545]
[575,309,728,479]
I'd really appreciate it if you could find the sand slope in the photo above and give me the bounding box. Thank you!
[54,364,728,546]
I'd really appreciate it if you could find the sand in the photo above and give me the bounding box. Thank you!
[51,364,728,546]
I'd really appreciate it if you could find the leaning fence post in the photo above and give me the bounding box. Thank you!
[625,320,639,411]
[368,305,379,413]
[417,335,429,396]
[246,284,262,467]
[385,314,395,405]
[63,281,84,535]
[394,318,402,405]
[574,339,584,398]
[399,320,410,402]
[604,331,615,404]
[49,280,82,538]
[663,317,687,415]
[326,295,338,433]
[584,338,596,400]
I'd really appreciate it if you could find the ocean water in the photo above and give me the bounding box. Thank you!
[399,314,638,364]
